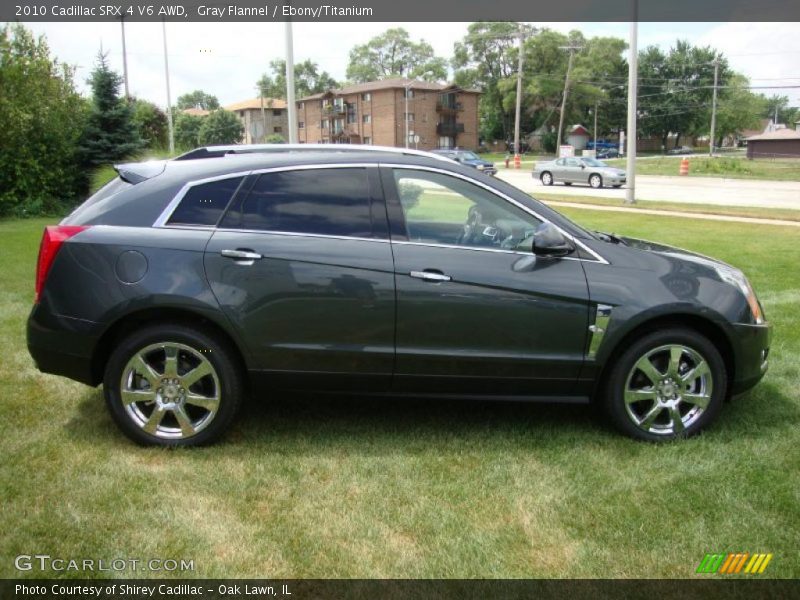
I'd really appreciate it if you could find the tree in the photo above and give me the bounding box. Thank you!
[197,109,243,145]
[346,28,447,83]
[761,94,799,125]
[131,98,168,149]
[257,59,338,99]
[176,90,219,111]
[714,74,766,145]
[0,24,88,216]
[79,51,142,168]
[174,112,204,149]
[265,133,285,143]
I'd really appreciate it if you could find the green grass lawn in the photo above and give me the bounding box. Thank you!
[603,156,800,181]
[0,214,797,579]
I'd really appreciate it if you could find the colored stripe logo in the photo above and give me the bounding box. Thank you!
[697,553,773,574]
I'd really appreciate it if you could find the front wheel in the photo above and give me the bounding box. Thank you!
[589,174,603,189]
[603,328,727,441]
[103,324,243,446]
[540,172,554,186]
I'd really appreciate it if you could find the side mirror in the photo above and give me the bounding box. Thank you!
[533,222,574,257]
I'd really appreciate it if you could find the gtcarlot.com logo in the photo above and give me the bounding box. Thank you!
[14,554,194,573]
[696,552,773,575]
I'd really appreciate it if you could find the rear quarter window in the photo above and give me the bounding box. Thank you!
[167,177,245,226]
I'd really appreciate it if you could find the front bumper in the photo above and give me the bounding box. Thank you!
[730,322,772,395]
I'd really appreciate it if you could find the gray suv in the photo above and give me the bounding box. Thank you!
[27,145,770,446]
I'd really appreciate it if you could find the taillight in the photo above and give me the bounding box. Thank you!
[34,225,89,304]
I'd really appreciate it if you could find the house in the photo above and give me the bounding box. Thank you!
[745,126,800,159]
[295,78,481,151]
[566,125,591,151]
[224,98,289,144]
[181,107,210,117]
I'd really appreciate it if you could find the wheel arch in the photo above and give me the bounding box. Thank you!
[90,307,250,387]
[592,312,735,402]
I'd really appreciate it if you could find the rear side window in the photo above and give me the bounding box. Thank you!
[221,168,373,238]
[167,177,244,226]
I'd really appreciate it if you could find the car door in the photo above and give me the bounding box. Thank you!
[203,164,395,392]
[382,165,591,397]
[551,158,567,182]
[563,157,583,183]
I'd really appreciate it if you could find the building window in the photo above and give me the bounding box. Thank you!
[362,92,371,102]
[298,121,305,129]
[321,119,329,129]
[363,137,372,145]
[298,102,304,110]
[404,89,414,99]
[347,111,357,124]
[404,113,415,123]
[273,126,282,133]
[362,114,371,124]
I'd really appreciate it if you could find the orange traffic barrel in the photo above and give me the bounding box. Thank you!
[514,154,521,169]
[679,158,689,175]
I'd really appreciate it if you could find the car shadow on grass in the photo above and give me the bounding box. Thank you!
[63,380,797,452]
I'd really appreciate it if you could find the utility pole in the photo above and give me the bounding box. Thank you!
[593,99,599,152]
[285,18,298,143]
[161,20,174,154]
[709,57,719,157]
[555,45,581,155]
[405,83,411,148]
[120,17,130,100]
[513,26,525,159]
[624,13,638,205]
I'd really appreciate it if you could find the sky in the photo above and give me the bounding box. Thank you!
[14,21,800,110]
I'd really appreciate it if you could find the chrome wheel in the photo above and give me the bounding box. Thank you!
[623,344,712,436]
[589,174,603,188]
[541,172,553,185]
[120,342,221,440]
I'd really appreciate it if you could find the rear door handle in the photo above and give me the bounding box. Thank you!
[410,270,452,283]
[221,249,262,264]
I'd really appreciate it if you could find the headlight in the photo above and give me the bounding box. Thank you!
[717,267,764,324]
[476,164,485,170]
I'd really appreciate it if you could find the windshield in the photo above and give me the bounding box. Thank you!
[581,158,609,167]
[458,151,480,161]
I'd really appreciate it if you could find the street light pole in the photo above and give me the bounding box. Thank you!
[709,57,719,157]
[513,27,524,158]
[284,18,298,143]
[405,83,410,149]
[161,20,174,154]
[624,14,638,205]
[120,17,130,100]
[593,99,598,151]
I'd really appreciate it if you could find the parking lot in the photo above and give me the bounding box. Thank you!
[497,170,800,210]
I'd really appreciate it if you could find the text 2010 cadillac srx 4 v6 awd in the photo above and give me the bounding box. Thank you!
[27,145,771,446]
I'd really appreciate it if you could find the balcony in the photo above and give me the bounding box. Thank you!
[436,101,463,114]
[436,122,465,136]
[322,103,347,116]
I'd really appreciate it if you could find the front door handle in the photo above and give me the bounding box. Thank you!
[410,270,452,283]
[221,249,262,264]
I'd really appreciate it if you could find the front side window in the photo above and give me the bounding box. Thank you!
[167,176,244,226]
[392,169,540,250]
[221,168,373,238]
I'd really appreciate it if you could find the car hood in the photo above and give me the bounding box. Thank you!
[599,167,626,176]
[466,159,494,167]
[620,235,737,274]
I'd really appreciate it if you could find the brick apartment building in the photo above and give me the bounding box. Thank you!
[224,98,289,144]
[295,78,481,151]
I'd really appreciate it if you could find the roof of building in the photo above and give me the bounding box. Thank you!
[746,128,800,141]
[568,124,591,136]
[224,98,287,111]
[181,107,210,117]
[298,78,480,102]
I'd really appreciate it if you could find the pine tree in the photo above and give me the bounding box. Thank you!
[79,51,142,167]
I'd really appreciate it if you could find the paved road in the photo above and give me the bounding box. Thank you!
[496,169,800,210]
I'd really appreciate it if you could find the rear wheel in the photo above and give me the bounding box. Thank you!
[612,184,622,188]
[540,171,554,186]
[604,328,726,441]
[103,324,243,446]
[589,174,603,189]
[564,182,572,186]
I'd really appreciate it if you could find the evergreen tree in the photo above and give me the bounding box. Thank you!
[80,51,142,167]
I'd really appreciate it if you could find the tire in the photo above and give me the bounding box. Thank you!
[564,182,572,186]
[612,184,622,188]
[589,174,603,189]
[540,172,554,186]
[603,328,727,442]
[103,323,243,447]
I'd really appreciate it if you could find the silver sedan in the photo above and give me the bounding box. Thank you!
[532,157,626,189]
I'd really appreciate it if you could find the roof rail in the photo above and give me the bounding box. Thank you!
[174,143,455,163]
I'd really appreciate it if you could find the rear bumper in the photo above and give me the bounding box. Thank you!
[27,304,102,386]
[730,322,772,395]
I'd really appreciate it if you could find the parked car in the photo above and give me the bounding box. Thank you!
[431,149,497,175]
[596,148,621,159]
[668,146,694,155]
[586,139,617,151]
[533,156,626,188]
[28,144,770,446]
